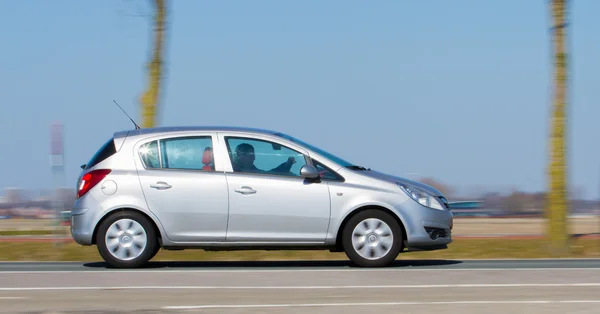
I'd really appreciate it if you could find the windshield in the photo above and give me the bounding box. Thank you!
[274,132,355,167]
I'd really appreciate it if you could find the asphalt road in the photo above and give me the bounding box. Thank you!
[0,259,599,313]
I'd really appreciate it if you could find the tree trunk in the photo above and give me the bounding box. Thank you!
[140,0,166,128]
[547,0,569,253]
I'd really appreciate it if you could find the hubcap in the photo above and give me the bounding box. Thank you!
[105,218,147,261]
[351,218,394,260]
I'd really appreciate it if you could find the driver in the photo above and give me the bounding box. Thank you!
[232,142,296,174]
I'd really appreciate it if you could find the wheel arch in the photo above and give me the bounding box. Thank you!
[333,204,407,252]
[91,207,163,246]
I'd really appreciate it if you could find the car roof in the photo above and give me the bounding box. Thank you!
[113,125,280,139]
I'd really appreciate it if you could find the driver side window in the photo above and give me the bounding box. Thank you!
[225,137,307,177]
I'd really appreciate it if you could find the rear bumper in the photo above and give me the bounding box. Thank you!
[70,208,94,245]
[70,196,101,246]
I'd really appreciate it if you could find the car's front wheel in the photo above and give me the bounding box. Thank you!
[95,211,158,268]
[341,209,403,267]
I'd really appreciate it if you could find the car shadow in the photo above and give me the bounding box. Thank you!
[571,233,600,239]
[83,259,463,269]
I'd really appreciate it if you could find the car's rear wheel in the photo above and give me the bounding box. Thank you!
[96,211,157,268]
[341,209,403,267]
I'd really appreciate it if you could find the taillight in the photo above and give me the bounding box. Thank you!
[77,169,112,198]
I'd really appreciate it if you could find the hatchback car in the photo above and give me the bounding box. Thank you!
[71,126,453,268]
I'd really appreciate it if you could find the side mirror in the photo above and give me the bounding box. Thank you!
[300,164,320,179]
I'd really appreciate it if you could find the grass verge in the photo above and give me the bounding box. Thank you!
[0,238,598,261]
[0,230,56,236]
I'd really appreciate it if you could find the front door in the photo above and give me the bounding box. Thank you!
[220,134,331,243]
[136,134,229,243]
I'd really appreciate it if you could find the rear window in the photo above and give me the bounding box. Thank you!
[85,138,116,170]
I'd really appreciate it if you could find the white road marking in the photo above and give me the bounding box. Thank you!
[162,300,600,309]
[1,282,600,291]
[0,297,26,300]
[0,267,599,274]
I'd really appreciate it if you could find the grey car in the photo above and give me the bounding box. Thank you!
[71,126,453,268]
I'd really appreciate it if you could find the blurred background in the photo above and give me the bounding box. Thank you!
[0,0,598,257]
[2,2,600,313]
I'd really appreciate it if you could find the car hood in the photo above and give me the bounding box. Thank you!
[357,170,444,197]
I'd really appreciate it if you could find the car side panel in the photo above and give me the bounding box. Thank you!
[324,179,413,244]
[215,131,332,243]
[71,149,169,245]
[137,169,230,242]
[325,173,453,248]
[131,132,230,243]
[224,172,332,242]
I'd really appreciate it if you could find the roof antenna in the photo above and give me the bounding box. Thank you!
[113,100,141,129]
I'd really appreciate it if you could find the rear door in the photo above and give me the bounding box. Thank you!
[134,132,229,242]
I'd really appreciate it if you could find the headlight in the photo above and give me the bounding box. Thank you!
[396,183,445,210]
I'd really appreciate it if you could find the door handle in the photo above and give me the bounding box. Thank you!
[235,186,256,195]
[150,181,172,190]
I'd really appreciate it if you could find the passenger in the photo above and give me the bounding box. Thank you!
[232,143,296,174]
[201,146,214,171]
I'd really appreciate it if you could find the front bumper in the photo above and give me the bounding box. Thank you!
[397,199,454,249]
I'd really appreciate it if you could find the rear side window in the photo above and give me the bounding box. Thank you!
[85,138,116,170]
[160,136,214,170]
[139,140,160,168]
[138,136,215,171]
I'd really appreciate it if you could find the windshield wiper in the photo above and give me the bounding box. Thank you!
[346,165,370,171]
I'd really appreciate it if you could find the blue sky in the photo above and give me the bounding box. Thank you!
[0,1,598,199]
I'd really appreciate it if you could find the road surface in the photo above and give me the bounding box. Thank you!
[0,259,599,313]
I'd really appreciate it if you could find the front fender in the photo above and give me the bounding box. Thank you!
[326,200,412,245]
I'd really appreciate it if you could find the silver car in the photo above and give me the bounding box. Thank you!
[71,126,453,268]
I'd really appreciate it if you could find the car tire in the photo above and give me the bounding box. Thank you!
[149,242,161,261]
[341,209,403,267]
[96,211,157,268]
